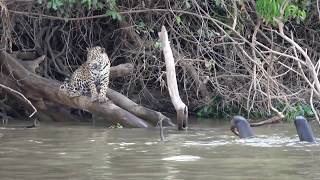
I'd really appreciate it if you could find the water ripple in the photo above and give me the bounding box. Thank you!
[162,155,201,162]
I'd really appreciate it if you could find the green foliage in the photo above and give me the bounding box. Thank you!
[36,0,122,21]
[196,96,237,118]
[154,41,163,49]
[284,4,306,22]
[105,0,122,21]
[249,110,268,119]
[135,21,154,34]
[175,16,182,25]
[196,97,315,122]
[256,0,307,24]
[105,10,122,21]
[46,0,63,10]
[283,103,314,121]
[137,21,146,29]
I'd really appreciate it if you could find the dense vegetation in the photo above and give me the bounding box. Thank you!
[1,0,319,122]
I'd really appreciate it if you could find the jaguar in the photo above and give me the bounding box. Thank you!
[60,46,110,103]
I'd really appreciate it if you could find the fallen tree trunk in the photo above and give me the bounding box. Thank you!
[0,51,152,128]
[158,26,188,130]
[11,51,134,79]
[36,103,86,122]
[107,88,175,126]
[109,63,134,78]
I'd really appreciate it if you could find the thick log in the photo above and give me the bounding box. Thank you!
[0,51,151,128]
[109,63,134,78]
[20,55,46,73]
[12,51,134,78]
[158,26,188,130]
[106,88,175,126]
[12,51,38,60]
[36,101,90,122]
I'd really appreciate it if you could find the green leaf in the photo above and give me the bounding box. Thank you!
[138,21,145,28]
[96,2,104,9]
[106,10,117,19]
[175,16,182,25]
[116,13,122,21]
[106,10,122,21]
[154,41,163,49]
[52,4,57,10]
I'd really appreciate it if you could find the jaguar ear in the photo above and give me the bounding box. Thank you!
[101,47,106,53]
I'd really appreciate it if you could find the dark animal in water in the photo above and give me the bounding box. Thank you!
[294,116,316,143]
[230,115,254,139]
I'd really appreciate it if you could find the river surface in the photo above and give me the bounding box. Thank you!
[0,119,319,180]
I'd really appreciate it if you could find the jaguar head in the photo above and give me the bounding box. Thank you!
[87,46,109,70]
[87,46,105,59]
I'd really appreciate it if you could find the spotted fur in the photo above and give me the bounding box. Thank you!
[60,46,110,103]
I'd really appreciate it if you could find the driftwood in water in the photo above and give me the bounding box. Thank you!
[250,115,283,127]
[0,51,172,128]
[158,26,188,130]
[229,115,283,135]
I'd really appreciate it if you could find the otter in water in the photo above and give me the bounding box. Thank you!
[294,116,316,143]
[230,115,254,139]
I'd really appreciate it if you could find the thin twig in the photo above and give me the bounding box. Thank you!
[0,83,37,118]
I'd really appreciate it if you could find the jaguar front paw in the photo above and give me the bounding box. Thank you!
[98,94,109,103]
[69,91,81,98]
[59,88,69,96]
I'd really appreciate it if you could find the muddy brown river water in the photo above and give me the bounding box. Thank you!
[0,119,319,180]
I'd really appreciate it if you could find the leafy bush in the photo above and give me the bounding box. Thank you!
[284,103,314,121]
[36,0,122,21]
[197,97,315,122]
[196,96,239,119]
[256,0,307,24]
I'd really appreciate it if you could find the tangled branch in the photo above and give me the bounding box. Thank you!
[1,0,320,121]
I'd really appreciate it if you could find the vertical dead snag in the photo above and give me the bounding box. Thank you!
[158,26,188,130]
